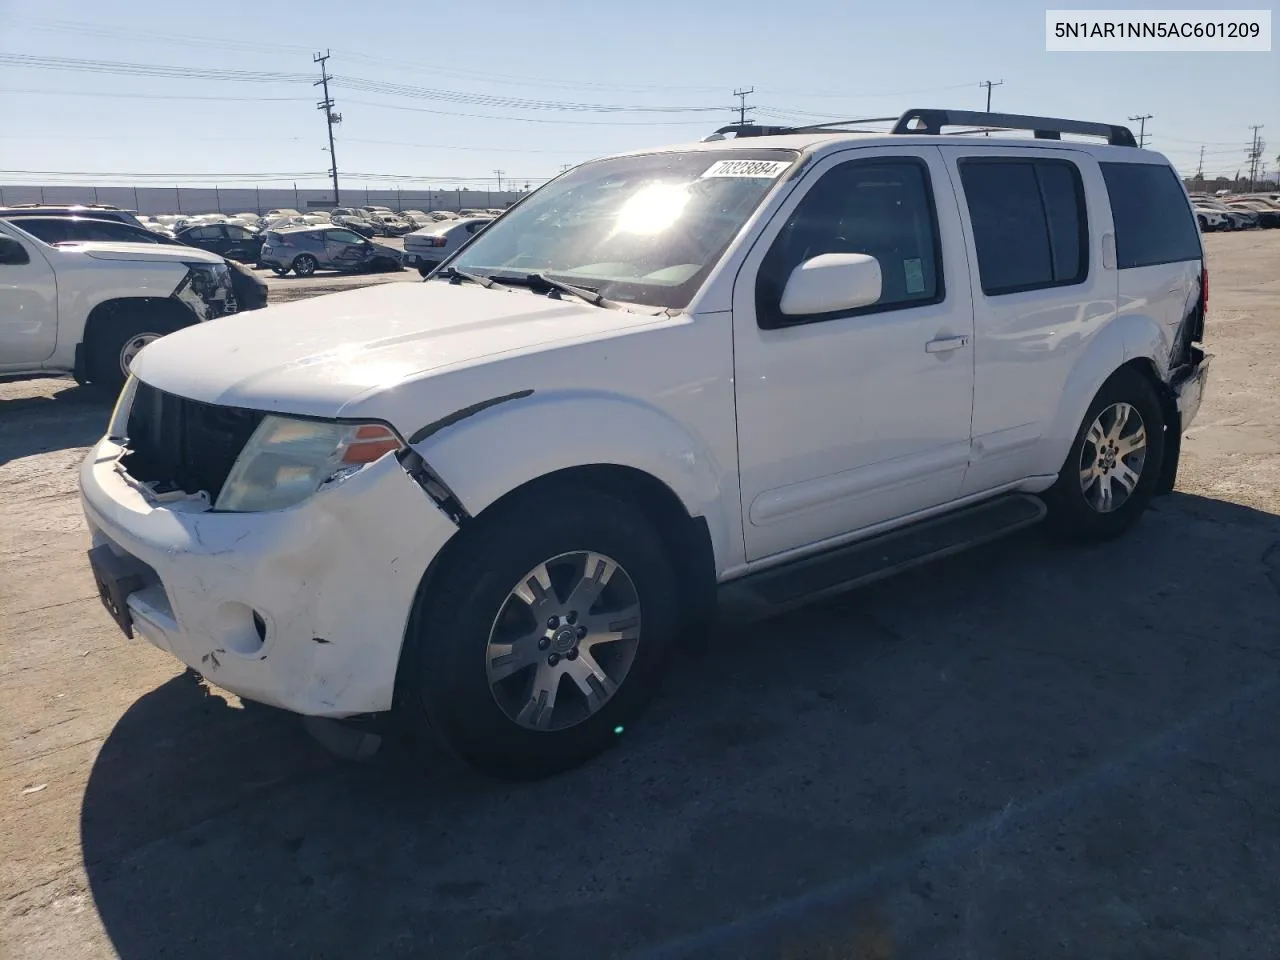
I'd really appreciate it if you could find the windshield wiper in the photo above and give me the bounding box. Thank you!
[436,266,509,290]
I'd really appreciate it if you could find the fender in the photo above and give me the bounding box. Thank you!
[409,388,742,572]
[1031,310,1166,477]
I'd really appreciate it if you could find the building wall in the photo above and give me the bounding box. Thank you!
[0,184,533,215]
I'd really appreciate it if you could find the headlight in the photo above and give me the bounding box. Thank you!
[215,416,404,512]
[173,262,235,320]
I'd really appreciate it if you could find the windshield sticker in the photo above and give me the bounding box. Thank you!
[699,159,792,179]
[903,258,926,294]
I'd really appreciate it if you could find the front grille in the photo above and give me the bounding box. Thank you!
[121,382,266,501]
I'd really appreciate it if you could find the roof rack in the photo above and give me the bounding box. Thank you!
[702,117,896,141]
[705,108,1138,148]
[893,109,1137,146]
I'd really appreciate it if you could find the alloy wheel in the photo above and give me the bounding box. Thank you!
[485,551,641,731]
[1079,401,1148,513]
[118,333,160,375]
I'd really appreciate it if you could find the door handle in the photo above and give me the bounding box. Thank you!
[925,335,970,354]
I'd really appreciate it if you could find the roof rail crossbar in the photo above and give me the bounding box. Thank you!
[704,117,897,140]
[892,108,1138,147]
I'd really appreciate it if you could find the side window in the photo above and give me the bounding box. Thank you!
[756,158,943,327]
[327,229,361,244]
[959,158,1088,296]
[1099,162,1201,269]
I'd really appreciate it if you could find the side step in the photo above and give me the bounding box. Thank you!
[718,494,1047,623]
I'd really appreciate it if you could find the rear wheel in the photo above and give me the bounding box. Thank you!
[1043,368,1165,541]
[291,254,318,277]
[270,264,289,277]
[399,487,680,779]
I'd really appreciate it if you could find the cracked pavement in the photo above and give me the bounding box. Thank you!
[2,231,1279,960]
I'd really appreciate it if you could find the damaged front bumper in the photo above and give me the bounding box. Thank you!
[79,439,458,717]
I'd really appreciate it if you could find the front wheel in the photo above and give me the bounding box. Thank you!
[1043,368,1166,541]
[399,487,680,779]
[85,303,191,397]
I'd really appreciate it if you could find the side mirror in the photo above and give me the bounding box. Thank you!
[779,253,881,317]
[0,236,31,266]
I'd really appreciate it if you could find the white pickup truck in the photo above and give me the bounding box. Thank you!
[79,109,1209,779]
[0,218,235,394]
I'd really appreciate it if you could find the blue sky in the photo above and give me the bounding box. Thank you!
[0,0,1276,189]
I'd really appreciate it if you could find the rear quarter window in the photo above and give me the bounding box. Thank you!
[1099,162,1202,269]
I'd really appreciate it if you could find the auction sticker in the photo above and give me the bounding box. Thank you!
[700,159,792,179]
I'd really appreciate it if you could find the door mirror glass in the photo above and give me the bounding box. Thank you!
[779,253,882,317]
[0,236,31,265]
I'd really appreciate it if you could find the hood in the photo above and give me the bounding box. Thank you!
[73,242,224,264]
[130,279,676,420]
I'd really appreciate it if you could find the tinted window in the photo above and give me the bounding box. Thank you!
[959,158,1088,295]
[1099,162,1202,268]
[756,158,943,327]
[11,220,68,244]
[225,226,253,239]
[327,230,363,244]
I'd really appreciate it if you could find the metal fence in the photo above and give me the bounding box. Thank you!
[0,184,534,215]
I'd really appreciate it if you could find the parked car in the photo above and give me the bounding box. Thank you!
[1192,206,1228,231]
[0,204,146,230]
[403,217,494,276]
[0,218,234,394]
[259,225,403,276]
[76,108,1211,779]
[175,222,265,263]
[4,215,184,247]
[1226,200,1280,228]
[266,208,302,219]
[1195,199,1257,230]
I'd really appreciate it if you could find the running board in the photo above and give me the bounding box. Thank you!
[718,494,1047,622]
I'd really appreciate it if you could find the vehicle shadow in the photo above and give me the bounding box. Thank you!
[0,382,111,466]
[80,492,1280,960]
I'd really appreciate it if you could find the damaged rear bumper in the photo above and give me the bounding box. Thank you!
[79,438,457,717]
[1172,351,1210,432]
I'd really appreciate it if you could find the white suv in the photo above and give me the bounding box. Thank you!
[79,109,1210,778]
[0,218,236,394]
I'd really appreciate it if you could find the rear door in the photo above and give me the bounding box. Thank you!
[939,146,1114,495]
[221,225,258,262]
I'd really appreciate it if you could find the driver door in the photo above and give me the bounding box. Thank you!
[732,146,976,561]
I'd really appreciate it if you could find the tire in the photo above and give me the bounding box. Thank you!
[85,302,191,397]
[270,264,289,277]
[399,486,680,779]
[1197,215,1207,232]
[1042,368,1166,541]
[291,254,318,277]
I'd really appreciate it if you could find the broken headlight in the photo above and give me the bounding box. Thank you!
[215,416,404,512]
[173,262,236,320]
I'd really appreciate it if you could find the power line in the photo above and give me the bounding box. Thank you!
[344,99,718,126]
[732,87,755,126]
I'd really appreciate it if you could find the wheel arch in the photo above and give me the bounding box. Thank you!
[1034,313,1174,479]
[82,296,198,353]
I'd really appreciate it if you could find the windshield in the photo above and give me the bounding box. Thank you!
[448,148,799,310]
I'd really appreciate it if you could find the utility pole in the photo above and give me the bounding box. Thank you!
[1196,146,1205,181]
[979,80,1003,135]
[314,50,342,206]
[732,87,755,126]
[1129,114,1152,148]
[1246,125,1264,191]
[493,169,505,192]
